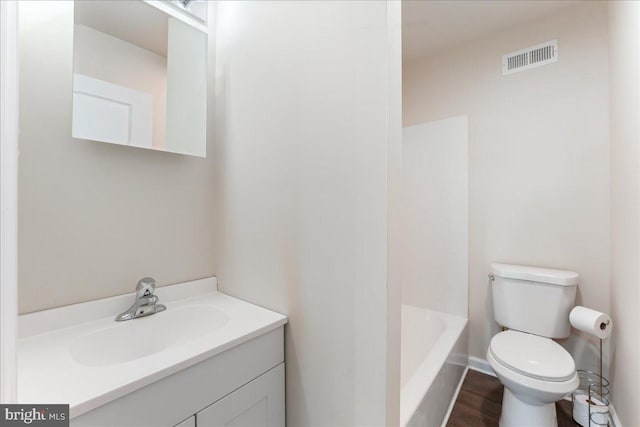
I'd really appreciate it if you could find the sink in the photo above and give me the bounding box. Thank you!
[69,305,229,367]
[18,279,288,419]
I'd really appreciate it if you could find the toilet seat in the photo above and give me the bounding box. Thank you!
[489,330,575,382]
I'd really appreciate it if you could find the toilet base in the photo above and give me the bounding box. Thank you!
[499,388,558,427]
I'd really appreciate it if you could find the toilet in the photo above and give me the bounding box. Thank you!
[487,263,580,427]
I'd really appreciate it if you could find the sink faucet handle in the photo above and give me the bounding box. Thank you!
[136,277,157,299]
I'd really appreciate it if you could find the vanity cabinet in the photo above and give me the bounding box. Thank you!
[18,279,287,427]
[71,327,285,427]
[171,363,284,427]
[197,364,284,427]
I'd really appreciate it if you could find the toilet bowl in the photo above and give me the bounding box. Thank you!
[488,263,580,426]
[487,330,579,427]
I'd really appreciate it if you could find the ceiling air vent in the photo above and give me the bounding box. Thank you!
[502,40,558,75]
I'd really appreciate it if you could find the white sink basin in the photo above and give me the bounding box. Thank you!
[69,305,229,367]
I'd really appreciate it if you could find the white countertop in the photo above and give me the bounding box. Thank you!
[17,278,287,418]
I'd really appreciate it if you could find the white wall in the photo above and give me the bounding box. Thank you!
[403,1,610,372]
[0,0,19,403]
[212,1,401,425]
[385,3,403,424]
[18,1,216,314]
[403,116,469,317]
[608,1,640,425]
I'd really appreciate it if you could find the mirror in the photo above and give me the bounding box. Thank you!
[72,1,207,157]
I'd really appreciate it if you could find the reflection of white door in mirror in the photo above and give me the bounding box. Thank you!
[72,74,153,149]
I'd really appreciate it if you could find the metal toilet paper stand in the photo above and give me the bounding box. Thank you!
[571,338,610,427]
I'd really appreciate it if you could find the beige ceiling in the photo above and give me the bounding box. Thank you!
[402,0,582,64]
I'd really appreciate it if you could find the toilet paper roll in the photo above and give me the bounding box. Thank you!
[572,394,609,427]
[569,306,612,339]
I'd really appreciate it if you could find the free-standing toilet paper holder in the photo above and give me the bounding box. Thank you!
[569,306,612,426]
[571,340,610,426]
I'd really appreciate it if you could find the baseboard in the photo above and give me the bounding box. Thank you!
[468,355,495,377]
[440,366,469,427]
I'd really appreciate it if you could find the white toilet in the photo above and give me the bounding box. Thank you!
[487,263,580,427]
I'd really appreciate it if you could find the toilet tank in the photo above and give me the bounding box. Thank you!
[491,263,578,338]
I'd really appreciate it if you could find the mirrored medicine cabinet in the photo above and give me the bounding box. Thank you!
[71,0,208,157]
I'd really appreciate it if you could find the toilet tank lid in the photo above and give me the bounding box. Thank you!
[491,263,578,286]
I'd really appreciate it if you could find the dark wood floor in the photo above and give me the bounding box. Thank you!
[446,369,578,427]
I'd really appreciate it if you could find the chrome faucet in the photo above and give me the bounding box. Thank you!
[115,277,166,321]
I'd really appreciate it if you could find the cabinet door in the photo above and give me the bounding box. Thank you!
[174,416,196,427]
[197,363,284,427]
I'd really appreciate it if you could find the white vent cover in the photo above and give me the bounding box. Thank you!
[502,40,558,75]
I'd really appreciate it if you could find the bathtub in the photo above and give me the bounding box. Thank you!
[400,304,469,427]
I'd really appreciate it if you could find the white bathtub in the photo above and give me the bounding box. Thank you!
[400,304,469,427]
